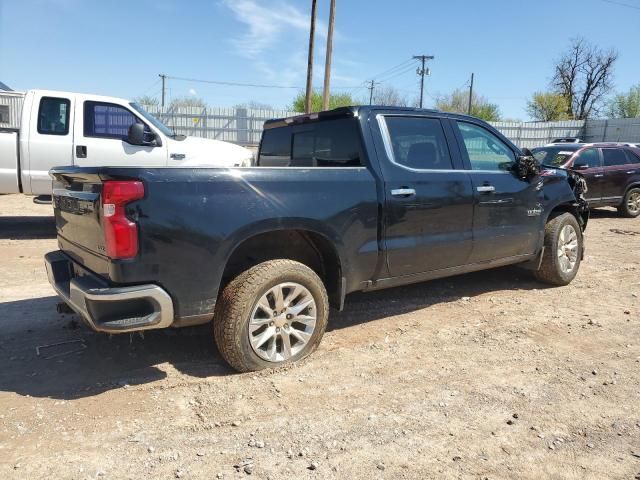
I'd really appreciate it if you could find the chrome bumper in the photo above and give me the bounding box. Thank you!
[45,251,174,333]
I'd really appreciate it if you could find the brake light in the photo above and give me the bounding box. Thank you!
[102,181,144,259]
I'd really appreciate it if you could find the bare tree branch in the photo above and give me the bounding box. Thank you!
[551,38,618,119]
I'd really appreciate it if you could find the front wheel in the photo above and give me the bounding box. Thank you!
[618,188,640,218]
[213,260,329,372]
[533,213,583,286]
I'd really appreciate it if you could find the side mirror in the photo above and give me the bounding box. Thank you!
[514,152,540,180]
[127,123,146,146]
[573,163,589,171]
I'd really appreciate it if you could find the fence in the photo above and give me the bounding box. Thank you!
[143,105,296,146]
[1,91,639,147]
[141,105,640,148]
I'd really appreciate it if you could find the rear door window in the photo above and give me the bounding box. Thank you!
[38,97,70,135]
[602,148,629,167]
[383,116,453,170]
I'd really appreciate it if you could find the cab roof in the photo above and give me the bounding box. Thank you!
[263,105,488,130]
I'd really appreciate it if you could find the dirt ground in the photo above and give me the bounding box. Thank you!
[0,193,639,480]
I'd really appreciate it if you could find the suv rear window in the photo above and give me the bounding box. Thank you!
[259,118,362,167]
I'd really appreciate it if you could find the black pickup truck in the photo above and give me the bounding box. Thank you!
[45,106,588,372]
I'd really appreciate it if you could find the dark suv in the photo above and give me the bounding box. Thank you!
[532,143,640,217]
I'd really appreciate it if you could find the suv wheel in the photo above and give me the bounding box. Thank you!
[618,188,640,218]
[533,213,583,286]
[213,260,329,372]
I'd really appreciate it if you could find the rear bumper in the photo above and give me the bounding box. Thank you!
[45,250,174,333]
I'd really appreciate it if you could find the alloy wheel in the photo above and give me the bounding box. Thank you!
[248,282,317,362]
[627,191,640,215]
[557,224,579,274]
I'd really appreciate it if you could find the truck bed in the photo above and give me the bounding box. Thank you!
[50,166,380,322]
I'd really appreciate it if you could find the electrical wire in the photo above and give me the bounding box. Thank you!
[167,75,301,89]
[377,64,418,83]
[369,58,415,81]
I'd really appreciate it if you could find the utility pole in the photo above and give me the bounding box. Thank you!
[467,72,474,115]
[322,0,336,111]
[304,0,318,114]
[413,55,434,108]
[159,73,167,108]
[367,80,378,105]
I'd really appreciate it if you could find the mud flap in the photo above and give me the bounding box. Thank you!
[519,247,545,271]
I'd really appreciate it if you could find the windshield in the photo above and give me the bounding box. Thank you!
[130,102,176,138]
[532,145,581,166]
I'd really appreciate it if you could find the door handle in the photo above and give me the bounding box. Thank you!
[626,170,637,175]
[391,188,416,197]
[476,185,495,193]
[76,145,87,159]
[594,174,604,178]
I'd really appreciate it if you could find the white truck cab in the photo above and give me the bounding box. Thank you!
[0,89,254,195]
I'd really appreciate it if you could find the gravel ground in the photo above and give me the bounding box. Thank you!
[0,193,639,480]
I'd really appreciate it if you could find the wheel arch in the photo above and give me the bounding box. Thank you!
[623,182,640,198]
[220,226,346,310]
[545,201,588,232]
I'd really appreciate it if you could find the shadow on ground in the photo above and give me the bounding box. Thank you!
[0,266,544,400]
[0,216,56,239]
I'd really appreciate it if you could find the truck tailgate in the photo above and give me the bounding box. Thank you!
[51,170,108,269]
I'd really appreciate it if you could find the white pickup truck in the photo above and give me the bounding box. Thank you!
[0,89,254,195]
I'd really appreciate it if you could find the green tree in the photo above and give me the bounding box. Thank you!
[434,88,501,121]
[608,84,640,118]
[291,90,358,113]
[526,92,571,121]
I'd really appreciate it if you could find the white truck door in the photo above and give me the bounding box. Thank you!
[74,98,167,167]
[26,92,75,195]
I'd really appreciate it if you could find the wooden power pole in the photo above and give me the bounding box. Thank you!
[467,73,474,115]
[322,0,336,111]
[304,0,318,114]
[413,55,434,109]
[159,73,167,107]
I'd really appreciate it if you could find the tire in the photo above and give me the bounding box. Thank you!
[213,260,329,372]
[618,188,640,218]
[533,213,583,286]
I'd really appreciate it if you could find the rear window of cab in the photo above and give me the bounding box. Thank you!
[258,118,363,167]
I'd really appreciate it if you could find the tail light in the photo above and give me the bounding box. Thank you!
[102,181,144,259]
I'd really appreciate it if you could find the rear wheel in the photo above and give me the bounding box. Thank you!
[618,188,640,218]
[533,213,583,286]
[213,260,329,372]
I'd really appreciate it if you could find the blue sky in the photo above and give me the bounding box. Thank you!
[1,0,638,119]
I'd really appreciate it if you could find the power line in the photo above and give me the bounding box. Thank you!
[369,58,415,81]
[164,74,362,91]
[376,64,417,83]
[167,75,300,89]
